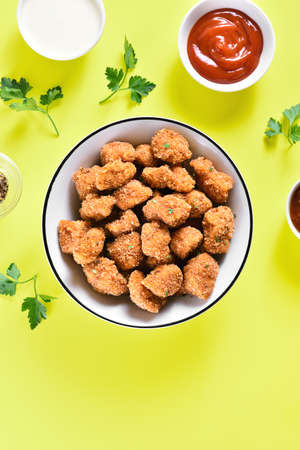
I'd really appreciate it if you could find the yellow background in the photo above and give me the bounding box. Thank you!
[1,0,300,448]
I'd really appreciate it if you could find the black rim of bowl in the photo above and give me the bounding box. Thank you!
[42,117,253,329]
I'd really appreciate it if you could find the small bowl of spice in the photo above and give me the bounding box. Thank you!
[178,0,275,92]
[287,180,300,239]
[0,153,22,219]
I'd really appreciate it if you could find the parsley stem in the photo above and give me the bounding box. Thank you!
[16,275,37,285]
[99,67,129,105]
[46,112,59,136]
[33,275,38,298]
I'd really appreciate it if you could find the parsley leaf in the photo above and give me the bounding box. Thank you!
[99,37,155,105]
[0,273,17,296]
[39,294,56,303]
[265,104,300,145]
[22,297,47,330]
[0,77,63,136]
[124,37,137,69]
[6,263,20,280]
[129,76,156,103]
[105,67,124,92]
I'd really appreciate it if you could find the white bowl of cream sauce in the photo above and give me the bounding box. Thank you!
[17,0,106,61]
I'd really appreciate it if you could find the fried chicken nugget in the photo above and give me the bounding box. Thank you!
[83,257,128,296]
[80,194,116,221]
[72,166,99,200]
[128,270,166,313]
[95,160,136,191]
[114,180,153,210]
[107,232,143,270]
[184,253,219,300]
[171,226,203,259]
[190,157,234,203]
[58,220,90,254]
[146,253,174,268]
[105,210,140,237]
[135,144,157,167]
[73,228,105,265]
[100,141,135,165]
[202,206,234,254]
[151,129,192,165]
[142,264,183,298]
[155,195,191,227]
[167,166,195,193]
[141,221,171,259]
[184,190,212,218]
[142,165,172,189]
[142,197,161,221]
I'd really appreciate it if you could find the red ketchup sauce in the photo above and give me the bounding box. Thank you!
[290,186,300,233]
[187,8,263,84]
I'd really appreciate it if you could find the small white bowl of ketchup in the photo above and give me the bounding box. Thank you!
[178,0,275,92]
[286,180,300,239]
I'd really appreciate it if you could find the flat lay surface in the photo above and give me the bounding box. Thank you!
[1,0,300,449]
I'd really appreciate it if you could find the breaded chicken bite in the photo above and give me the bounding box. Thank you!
[80,194,116,222]
[105,210,140,237]
[142,165,172,189]
[146,253,174,268]
[114,180,153,210]
[142,264,183,298]
[171,226,203,259]
[83,257,128,296]
[128,270,166,313]
[167,166,195,193]
[142,197,161,221]
[141,221,171,259]
[190,157,234,203]
[58,220,90,254]
[135,144,157,167]
[184,253,219,300]
[155,195,191,227]
[95,160,136,191]
[202,206,234,254]
[72,166,99,200]
[100,141,135,165]
[73,228,105,265]
[184,190,212,218]
[107,232,143,271]
[151,129,192,165]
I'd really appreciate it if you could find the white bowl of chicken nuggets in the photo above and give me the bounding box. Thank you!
[43,117,253,328]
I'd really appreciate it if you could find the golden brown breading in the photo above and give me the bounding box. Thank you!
[107,232,143,270]
[151,129,192,165]
[114,180,153,210]
[83,257,128,296]
[167,166,195,193]
[190,157,234,203]
[128,270,166,313]
[155,195,191,227]
[146,253,174,268]
[142,165,172,189]
[171,226,203,259]
[79,194,116,221]
[72,166,100,200]
[184,190,212,218]
[73,228,105,265]
[105,210,140,237]
[135,144,157,167]
[142,197,161,221]
[95,160,136,191]
[184,253,219,300]
[202,206,234,254]
[58,220,90,254]
[141,221,171,259]
[142,264,183,298]
[100,141,135,165]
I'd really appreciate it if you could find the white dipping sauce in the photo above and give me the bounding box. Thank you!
[19,0,105,60]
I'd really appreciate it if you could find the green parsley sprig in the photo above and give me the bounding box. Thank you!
[265,104,300,145]
[0,263,56,330]
[99,37,156,105]
[0,77,63,136]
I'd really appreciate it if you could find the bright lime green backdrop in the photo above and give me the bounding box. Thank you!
[1,0,300,448]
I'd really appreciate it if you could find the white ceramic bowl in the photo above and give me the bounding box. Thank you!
[17,0,106,61]
[178,0,275,92]
[42,117,253,328]
[286,180,300,239]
